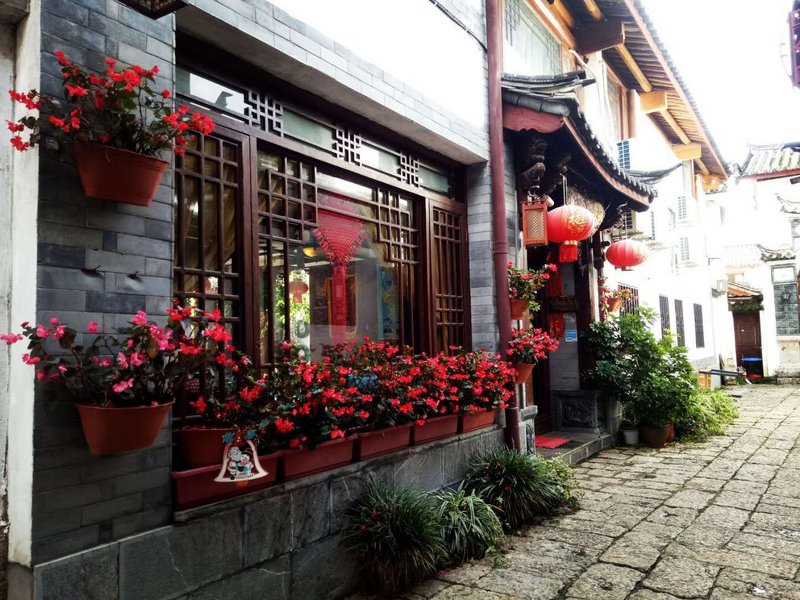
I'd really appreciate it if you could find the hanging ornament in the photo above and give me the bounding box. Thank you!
[288,279,309,304]
[546,205,595,263]
[606,239,648,270]
[215,434,268,485]
[521,197,549,247]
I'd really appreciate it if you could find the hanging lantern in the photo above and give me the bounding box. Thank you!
[521,199,548,247]
[606,239,648,270]
[546,205,595,263]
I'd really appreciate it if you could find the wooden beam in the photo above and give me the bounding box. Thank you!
[503,104,564,133]
[658,109,690,144]
[550,0,575,29]
[672,143,702,161]
[530,0,576,49]
[583,0,604,21]
[616,45,652,92]
[575,18,625,54]
[640,90,668,114]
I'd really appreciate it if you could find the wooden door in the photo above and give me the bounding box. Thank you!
[733,312,763,375]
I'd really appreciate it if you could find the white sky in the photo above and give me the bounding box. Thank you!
[641,0,800,166]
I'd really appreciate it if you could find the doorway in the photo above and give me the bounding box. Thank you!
[733,311,763,377]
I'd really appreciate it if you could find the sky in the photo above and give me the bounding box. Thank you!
[641,0,800,166]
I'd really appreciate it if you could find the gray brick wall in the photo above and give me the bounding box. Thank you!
[32,0,175,563]
[774,281,800,336]
[468,139,517,352]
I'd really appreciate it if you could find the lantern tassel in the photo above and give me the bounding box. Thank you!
[559,241,579,263]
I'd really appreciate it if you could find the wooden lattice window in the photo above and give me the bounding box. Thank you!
[694,303,705,349]
[659,295,671,338]
[432,203,467,353]
[619,284,639,315]
[674,299,686,347]
[173,130,244,344]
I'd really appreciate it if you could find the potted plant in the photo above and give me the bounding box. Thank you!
[598,278,633,317]
[620,417,639,446]
[3,307,217,454]
[507,262,557,320]
[450,348,514,433]
[506,327,559,384]
[7,50,214,206]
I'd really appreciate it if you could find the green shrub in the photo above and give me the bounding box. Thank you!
[344,480,446,594]
[464,447,580,530]
[675,388,739,441]
[434,484,504,566]
[584,308,697,427]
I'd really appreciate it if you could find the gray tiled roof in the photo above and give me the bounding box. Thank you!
[740,145,800,179]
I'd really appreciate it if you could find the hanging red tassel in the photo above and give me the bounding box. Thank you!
[558,241,579,263]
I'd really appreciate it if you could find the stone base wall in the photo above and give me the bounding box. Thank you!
[15,427,504,600]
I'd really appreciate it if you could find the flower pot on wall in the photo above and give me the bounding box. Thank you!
[174,427,234,469]
[607,297,624,313]
[639,424,672,449]
[412,414,459,445]
[510,299,528,320]
[459,410,497,433]
[73,142,169,206]
[283,437,355,480]
[513,362,534,384]
[172,451,281,510]
[355,425,412,460]
[75,402,173,455]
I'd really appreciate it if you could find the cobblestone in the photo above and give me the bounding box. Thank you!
[358,386,800,599]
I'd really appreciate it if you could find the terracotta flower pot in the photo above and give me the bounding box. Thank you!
[510,298,529,320]
[639,424,672,449]
[665,422,676,444]
[356,425,412,460]
[172,451,281,510]
[513,362,534,384]
[283,437,355,480]
[174,427,234,469]
[607,297,624,313]
[73,142,169,206]
[75,402,173,455]
[459,410,497,433]
[412,414,459,445]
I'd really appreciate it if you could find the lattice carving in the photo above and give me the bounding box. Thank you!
[399,154,419,187]
[334,128,362,165]
[245,91,283,136]
[516,136,547,195]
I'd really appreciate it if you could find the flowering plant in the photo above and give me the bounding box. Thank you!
[445,348,515,414]
[6,50,213,155]
[508,263,558,313]
[598,276,633,319]
[2,306,231,407]
[506,328,560,365]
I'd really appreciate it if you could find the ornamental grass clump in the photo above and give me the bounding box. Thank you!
[675,388,739,441]
[344,480,446,594]
[434,484,504,566]
[464,447,580,530]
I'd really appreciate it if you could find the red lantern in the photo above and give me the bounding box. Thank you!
[546,205,595,263]
[606,239,648,269]
[288,279,309,304]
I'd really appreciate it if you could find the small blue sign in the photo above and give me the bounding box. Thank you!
[564,330,578,343]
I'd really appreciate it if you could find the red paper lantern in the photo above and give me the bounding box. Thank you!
[546,205,595,262]
[606,239,648,269]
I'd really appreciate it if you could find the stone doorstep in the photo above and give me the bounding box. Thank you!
[174,425,503,524]
[536,432,615,465]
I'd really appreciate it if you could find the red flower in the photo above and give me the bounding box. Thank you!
[6,120,24,132]
[330,428,345,439]
[161,89,171,98]
[10,136,30,152]
[65,85,88,97]
[275,418,294,433]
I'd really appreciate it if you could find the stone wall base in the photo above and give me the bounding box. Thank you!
[11,427,504,600]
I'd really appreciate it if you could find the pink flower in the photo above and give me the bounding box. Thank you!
[53,325,66,340]
[112,378,134,394]
[58,364,67,374]
[117,352,129,369]
[22,354,40,365]
[131,311,148,326]
[50,317,59,324]
[0,333,22,345]
[130,352,144,367]
[88,321,99,334]
[36,325,50,338]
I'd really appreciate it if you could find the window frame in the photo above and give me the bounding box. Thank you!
[694,303,705,349]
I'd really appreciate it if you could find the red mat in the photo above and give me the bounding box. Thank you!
[535,436,571,449]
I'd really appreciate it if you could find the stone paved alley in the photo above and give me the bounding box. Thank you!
[368,385,800,599]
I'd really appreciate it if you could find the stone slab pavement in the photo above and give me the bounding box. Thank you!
[353,385,800,599]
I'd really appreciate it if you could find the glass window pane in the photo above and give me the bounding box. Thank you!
[176,66,248,115]
[183,177,200,269]
[418,165,450,194]
[283,108,336,151]
[203,182,219,270]
[360,142,401,176]
[222,187,237,273]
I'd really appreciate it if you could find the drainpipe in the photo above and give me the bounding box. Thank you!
[486,0,520,450]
